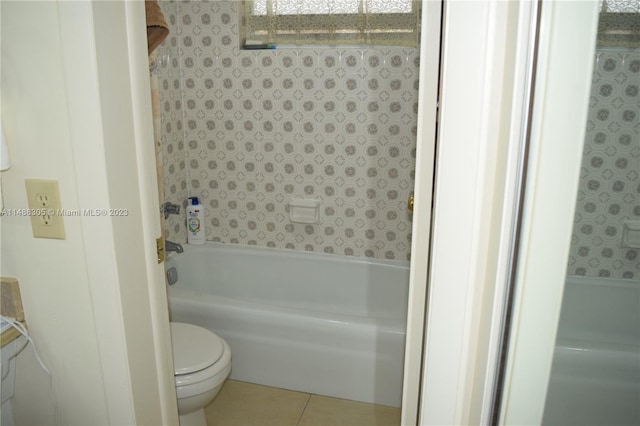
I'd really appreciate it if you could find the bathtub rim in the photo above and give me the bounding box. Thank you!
[166,241,411,271]
[564,274,640,288]
[168,285,408,330]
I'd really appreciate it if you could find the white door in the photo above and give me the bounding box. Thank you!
[400,0,441,423]
[404,1,600,424]
[496,1,600,424]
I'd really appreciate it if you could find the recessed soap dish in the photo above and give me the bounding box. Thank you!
[289,199,321,224]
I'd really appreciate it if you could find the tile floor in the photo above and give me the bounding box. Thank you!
[205,380,401,426]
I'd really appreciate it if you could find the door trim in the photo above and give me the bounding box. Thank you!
[499,1,599,423]
[400,0,442,423]
[417,1,540,423]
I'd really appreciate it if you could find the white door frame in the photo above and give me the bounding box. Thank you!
[500,1,599,423]
[410,1,545,424]
[401,0,442,423]
[121,2,180,423]
[60,1,179,424]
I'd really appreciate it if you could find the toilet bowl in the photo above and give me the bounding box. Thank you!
[171,322,231,426]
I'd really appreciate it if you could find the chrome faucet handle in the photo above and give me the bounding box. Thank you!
[161,201,181,219]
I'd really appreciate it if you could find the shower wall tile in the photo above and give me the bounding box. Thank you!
[158,0,419,260]
[567,49,640,279]
[158,0,188,243]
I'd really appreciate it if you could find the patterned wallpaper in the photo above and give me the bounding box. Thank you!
[567,48,640,280]
[157,0,188,244]
[157,0,420,260]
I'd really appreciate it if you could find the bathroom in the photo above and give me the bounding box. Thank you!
[153,1,421,422]
[0,1,637,425]
[155,0,640,423]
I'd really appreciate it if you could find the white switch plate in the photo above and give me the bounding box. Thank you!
[25,179,66,239]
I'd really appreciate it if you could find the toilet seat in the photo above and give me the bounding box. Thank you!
[170,322,232,419]
[171,322,224,375]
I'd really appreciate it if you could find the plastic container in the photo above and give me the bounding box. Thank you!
[186,197,205,245]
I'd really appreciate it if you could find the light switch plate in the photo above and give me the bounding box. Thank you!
[25,179,66,239]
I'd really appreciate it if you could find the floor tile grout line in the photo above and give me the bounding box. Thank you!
[295,393,312,426]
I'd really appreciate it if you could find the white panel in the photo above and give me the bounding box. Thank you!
[122,1,179,423]
[500,1,600,424]
[401,0,441,423]
[89,1,173,424]
[418,1,530,423]
[57,4,138,422]
[421,1,493,419]
[0,2,112,424]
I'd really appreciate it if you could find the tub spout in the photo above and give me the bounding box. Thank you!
[165,240,184,253]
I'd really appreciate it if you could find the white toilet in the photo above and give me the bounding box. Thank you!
[171,322,231,426]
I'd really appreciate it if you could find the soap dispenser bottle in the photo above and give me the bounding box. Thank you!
[186,196,205,245]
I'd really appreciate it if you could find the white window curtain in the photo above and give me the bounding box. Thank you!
[241,0,421,47]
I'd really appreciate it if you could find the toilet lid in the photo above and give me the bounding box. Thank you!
[171,322,225,375]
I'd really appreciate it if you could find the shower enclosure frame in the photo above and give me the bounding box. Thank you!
[408,0,605,424]
[411,1,547,424]
[495,1,602,424]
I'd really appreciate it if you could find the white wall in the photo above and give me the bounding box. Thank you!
[1,2,176,425]
[1,2,111,423]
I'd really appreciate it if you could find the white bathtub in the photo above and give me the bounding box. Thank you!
[543,275,640,425]
[166,242,410,407]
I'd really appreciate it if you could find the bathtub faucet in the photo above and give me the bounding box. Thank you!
[161,201,181,219]
[165,240,184,254]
